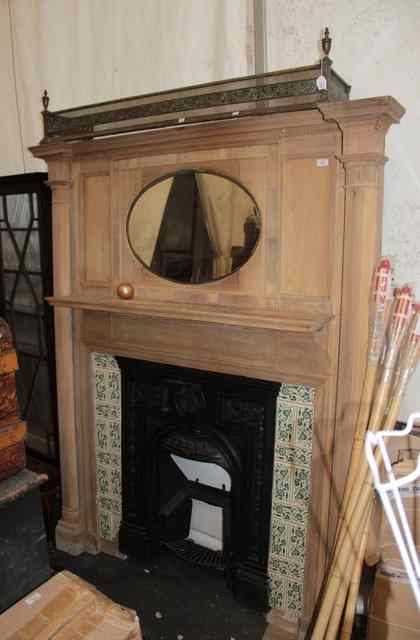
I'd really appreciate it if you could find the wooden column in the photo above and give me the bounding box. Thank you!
[47,154,85,554]
[318,97,405,542]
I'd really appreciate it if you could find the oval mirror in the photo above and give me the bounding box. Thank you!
[127,170,261,284]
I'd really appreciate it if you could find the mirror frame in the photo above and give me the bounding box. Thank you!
[126,168,262,285]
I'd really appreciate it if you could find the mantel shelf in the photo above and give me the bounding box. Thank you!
[47,296,333,333]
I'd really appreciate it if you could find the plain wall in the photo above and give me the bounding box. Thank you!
[1,0,418,417]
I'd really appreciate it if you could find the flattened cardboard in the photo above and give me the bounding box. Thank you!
[0,571,142,640]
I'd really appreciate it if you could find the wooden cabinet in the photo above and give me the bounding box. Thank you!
[0,173,58,462]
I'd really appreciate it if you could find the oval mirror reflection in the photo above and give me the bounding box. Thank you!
[127,170,261,284]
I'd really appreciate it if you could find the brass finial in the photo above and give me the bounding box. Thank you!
[42,90,50,112]
[322,27,332,58]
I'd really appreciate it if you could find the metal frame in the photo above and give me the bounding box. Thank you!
[40,33,350,144]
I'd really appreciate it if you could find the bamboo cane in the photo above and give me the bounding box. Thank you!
[335,287,414,535]
[337,260,394,527]
[309,261,391,639]
[364,491,383,567]
[329,288,413,561]
[328,273,394,609]
[336,324,420,637]
[323,487,375,640]
[362,305,420,570]
[389,303,420,406]
[311,292,416,639]
[367,286,413,431]
[339,504,373,639]
[325,504,373,640]
[320,310,420,640]
[311,485,371,639]
[383,309,420,431]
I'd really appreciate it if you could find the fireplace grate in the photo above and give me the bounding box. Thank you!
[118,356,281,608]
[165,538,224,572]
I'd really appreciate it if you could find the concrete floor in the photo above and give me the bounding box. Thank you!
[50,548,268,640]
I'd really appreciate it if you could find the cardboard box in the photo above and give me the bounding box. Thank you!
[379,457,420,547]
[0,571,142,639]
[368,545,420,639]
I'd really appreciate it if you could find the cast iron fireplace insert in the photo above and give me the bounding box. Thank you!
[117,357,280,609]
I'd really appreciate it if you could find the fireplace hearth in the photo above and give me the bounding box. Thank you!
[117,357,280,609]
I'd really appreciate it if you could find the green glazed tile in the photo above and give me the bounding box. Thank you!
[274,466,291,503]
[96,422,108,450]
[93,353,119,371]
[97,467,110,496]
[110,468,121,496]
[286,579,303,616]
[289,525,306,563]
[99,511,112,539]
[268,574,285,610]
[97,451,112,466]
[293,467,310,504]
[269,384,315,620]
[109,422,121,450]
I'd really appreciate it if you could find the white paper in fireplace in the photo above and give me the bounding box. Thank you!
[171,455,231,552]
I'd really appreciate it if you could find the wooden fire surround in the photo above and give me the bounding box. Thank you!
[31,95,404,634]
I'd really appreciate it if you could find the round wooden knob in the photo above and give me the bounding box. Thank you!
[116,283,134,300]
